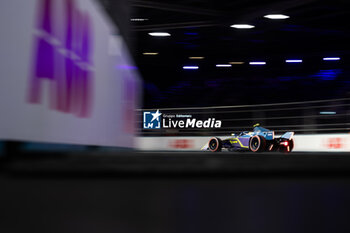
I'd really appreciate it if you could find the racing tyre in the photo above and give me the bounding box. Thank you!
[289,139,294,152]
[249,135,266,152]
[208,137,222,152]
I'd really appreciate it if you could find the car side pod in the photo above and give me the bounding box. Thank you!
[208,137,222,152]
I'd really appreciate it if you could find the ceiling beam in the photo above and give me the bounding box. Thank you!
[131,0,224,16]
[132,20,218,31]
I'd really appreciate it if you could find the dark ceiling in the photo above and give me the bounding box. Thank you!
[100,0,350,108]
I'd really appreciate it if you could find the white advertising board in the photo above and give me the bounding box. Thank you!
[136,134,350,152]
[0,0,141,147]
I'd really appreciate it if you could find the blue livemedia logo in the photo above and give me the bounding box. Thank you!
[143,110,162,129]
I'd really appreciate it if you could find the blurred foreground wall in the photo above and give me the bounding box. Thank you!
[0,0,141,147]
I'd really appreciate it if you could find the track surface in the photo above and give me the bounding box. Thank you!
[2,151,350,175]
[2,152,350,233]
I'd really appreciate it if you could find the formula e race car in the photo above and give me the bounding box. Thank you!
[203,124,294,153]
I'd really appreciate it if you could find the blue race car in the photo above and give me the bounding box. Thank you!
[205,124,294,153]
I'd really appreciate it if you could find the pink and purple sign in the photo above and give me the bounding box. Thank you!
[28,0,94,118]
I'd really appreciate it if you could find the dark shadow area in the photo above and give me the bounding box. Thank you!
[2,152,350,233]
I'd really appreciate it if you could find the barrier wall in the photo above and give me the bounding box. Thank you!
[0,0,141,147]
[136,134,350,152]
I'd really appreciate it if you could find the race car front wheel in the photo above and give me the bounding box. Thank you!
[249,135,266,152]
[208,137,222,152]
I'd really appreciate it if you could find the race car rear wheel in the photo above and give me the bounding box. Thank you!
[289,139,294,152]
[208,137,222,152]
[249,135,266,152]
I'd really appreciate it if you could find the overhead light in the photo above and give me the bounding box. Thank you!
[323,57,340,61]
[264,14,290,19]
[229,62,244,65]
[148,32,171,37]
[320,111,336,115]
[189,57,205,60]
[143,52,158,55]
[216,64,232,67]
[230,24,255,29]
[249,61,266,65]
[183,66,199,70]
[131,18,149,21]
[286,59,302,63]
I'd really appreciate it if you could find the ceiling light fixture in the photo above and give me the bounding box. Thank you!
[143,52,158,55]
[130,18,149,21]
[286,59,302,63]
[189,57,205,59]
[249,62,266,65]
[323,57,340,61]
[264,14,290,19]
[148,32,171,37]
[230,24,255,29]
[229,62,245,65]
[216,64,232,67]
[183,66,199,70]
